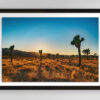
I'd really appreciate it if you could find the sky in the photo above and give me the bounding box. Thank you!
[2,17,99,55]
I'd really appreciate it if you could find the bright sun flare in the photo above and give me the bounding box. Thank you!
[33,41,50,53]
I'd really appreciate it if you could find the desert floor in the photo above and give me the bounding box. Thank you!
[2,57,98,82]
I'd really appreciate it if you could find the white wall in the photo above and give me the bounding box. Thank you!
[0,0,100,100]
[0,90,100,100]
[0,0,100,8]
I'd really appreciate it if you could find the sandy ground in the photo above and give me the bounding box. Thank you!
[2,57,98,82]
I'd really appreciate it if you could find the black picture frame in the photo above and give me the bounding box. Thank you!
[0,9,100,90]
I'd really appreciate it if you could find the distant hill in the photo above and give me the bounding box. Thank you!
[2,48,39,57]
[2,48,70,58]
[3,48,96,59]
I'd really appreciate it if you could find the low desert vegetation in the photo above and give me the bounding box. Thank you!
[2,35,98,82]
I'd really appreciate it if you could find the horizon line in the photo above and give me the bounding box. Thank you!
[2,47,98,56]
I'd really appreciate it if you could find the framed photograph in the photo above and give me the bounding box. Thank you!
[0,9,100,90]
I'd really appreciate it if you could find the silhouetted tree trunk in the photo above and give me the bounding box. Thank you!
[11,54,12,62]
[39,57,42,80]
[10,53,13,63]
[78,47,81,67]
[87,54,89,60]
[38,50,42,80]
[9,45,14,63]
[38,57,42,80]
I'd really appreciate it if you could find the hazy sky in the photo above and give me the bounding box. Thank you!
[2,17,98,55]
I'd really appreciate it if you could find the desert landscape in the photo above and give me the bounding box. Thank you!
[2,17,99,82]
[2,48,98,82]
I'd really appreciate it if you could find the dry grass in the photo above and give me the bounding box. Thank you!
[2,57,98,82]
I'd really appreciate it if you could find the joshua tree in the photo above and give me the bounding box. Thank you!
[68,55,74,64]
[93,53,97,59]
[68,56,71,63]
[9,45,15,63]
[38,50,42,79]
[47,53,51,59]
[56,53,59,61]
[94,53,97,56]
[82,49,90,60]
[71,35,84,66]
